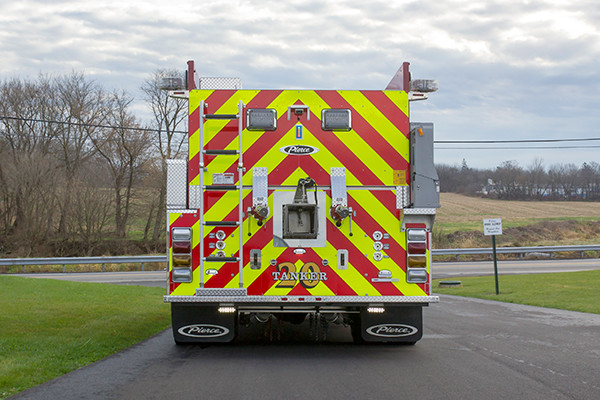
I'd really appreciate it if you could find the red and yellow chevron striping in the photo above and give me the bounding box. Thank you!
[168,89,431,299]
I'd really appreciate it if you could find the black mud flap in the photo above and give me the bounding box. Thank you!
[360,306,423,343]
[171,304,236,344]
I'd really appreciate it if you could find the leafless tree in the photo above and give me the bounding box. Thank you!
[140,69,187,242]
[493,160,525,199]
[525,158,548,199]
[52,72,111,235]
[93,91,153,237]
[0,76,61,245]
[65,163,113,255]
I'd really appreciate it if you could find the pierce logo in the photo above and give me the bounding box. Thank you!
[280,145,319,155]
[366,324,418,337]
[178,324,230,338]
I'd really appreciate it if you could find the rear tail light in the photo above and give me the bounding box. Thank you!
[171,227,193,282]
[172,254,191,266]
[407,242,426,254]
[407,256,426,268]
[406,228,428,283]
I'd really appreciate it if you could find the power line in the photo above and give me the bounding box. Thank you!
[3,115,600,148]
[436,145,600,150]
[0,115,188,135]
[436,137,600,144]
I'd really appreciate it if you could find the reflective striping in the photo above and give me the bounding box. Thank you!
[167,88,432,299]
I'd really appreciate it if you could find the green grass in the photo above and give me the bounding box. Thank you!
[434,269,600,314]
[0,277,170,399]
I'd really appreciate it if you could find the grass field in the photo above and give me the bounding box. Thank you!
[434,269,600,314]
[436,193,600,232]
[0,277,170,399]
[433,193,600,250]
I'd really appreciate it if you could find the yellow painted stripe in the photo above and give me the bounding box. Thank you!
[340,90,409,164]
[312,244,380,297]
[383,90,409,119]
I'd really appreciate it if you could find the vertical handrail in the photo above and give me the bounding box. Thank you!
[238,100,244,288]
[199,99,205,288]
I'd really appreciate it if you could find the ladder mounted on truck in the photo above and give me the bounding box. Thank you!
[196,99,246,288]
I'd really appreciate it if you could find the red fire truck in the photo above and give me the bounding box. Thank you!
[162,61,439,344]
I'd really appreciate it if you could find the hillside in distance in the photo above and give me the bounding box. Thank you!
[433,193,600,249]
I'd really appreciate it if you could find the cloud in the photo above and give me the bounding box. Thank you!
[1,0,600,168]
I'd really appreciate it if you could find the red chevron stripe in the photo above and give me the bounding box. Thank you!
[203,191,254,288]
[315,91,409,172]
[287,285,312,296]
[302,247,358,296]
[360,91,409,138]
[247,248,297,295]
[303,116,387,186]
[326,217,403,296]
[344,193,407,273]
[220,116,298,178]
[203,90,283,169]
[168,212,200,294]
[188,90,239,181]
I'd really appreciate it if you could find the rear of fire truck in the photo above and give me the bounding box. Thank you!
[162,61,440,344]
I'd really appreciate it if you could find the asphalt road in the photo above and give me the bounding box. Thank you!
[432,258,600,279]
[9,258,600,285]
[10,294,600,400]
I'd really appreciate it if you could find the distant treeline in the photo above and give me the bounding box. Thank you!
[437,159,600,200]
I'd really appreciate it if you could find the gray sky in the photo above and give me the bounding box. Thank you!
[2,0,599,169]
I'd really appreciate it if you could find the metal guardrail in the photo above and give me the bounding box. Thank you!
[432,244,600,261]
[1,245,599,272]
[0,255,166,272]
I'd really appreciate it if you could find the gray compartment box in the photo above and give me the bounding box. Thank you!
[410,123,440,208]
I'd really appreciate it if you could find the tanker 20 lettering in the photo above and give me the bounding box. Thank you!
[272,262,327,289]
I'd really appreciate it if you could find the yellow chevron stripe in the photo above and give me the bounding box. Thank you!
[311,240,381,297]
[188,90,213,179]
[194,90,406,188]
[199,90,261,143]
[383,90,409,119]
[339,90,409,163]
[177,89,423,297]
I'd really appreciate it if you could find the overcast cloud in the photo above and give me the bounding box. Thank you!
[1,0,599,168]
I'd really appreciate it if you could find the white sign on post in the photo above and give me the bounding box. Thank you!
[483,218,502,236]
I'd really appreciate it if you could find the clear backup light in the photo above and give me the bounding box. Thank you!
[407,229,427,242]
[218,306,236,313]
[321,109,352,131]
[367,306,385,313]
[407,269,427,283]
[172,269,192,281]
[247,109,277,131]
[409,79,439,93]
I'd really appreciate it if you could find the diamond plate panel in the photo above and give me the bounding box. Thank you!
[330,167,347,207]
[252,167,268,206]
[199,77,242,90]
[188,185,201,209]
[396,186,410,209]
[404,208,437,215]
[196,288,248,296]
[166,160,187,209]
[166,295,439,303]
